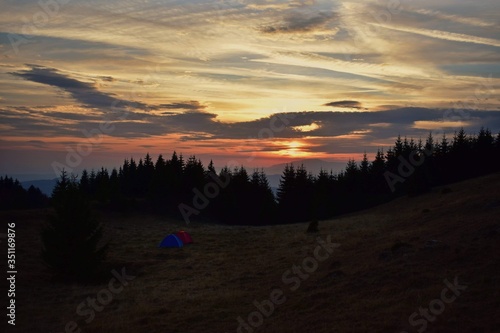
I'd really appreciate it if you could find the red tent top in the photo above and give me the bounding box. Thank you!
[176,231,193,244]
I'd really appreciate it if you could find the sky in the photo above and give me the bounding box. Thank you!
[1,0,499,180]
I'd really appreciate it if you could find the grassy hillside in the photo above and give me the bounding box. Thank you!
[3,172,500,333]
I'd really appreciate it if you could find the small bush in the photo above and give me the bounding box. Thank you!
[307,219,319,233]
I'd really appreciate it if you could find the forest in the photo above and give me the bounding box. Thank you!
[0,176,48,210]
[2,128,500,225]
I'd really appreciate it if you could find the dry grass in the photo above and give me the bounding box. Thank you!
[3,173,500,333]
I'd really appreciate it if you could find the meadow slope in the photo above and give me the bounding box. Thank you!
[3,172,500,333]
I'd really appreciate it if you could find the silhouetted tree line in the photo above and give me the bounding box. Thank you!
[276,127,500,222]
[207,166,277,225]
[0,176,48,210]
[76,152,277,225]
[74,128,500,224]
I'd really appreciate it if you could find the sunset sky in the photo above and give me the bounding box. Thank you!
[1,0,499,179]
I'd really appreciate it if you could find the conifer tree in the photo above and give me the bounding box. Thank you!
[41,170,107,280]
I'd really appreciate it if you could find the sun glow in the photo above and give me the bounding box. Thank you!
[288,141,301,149]
[275,140,313,158]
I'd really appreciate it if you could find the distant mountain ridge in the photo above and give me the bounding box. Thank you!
[264,158,347,188]
[264,158,347,175]
[21,179,57,196]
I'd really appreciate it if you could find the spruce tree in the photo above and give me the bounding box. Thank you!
[41,170,107,280]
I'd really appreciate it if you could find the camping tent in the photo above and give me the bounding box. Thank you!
[176,231,193,244]
[159,234,183,248]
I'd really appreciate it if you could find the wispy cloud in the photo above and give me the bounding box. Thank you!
[10,65,146,110]
[373,23,500,48]
[324,100,365,110]
[8,65,212,116]
[414,8,496,28]
[157,101,207,111]
[259,11,337,34]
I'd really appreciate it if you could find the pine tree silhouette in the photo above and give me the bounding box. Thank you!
[42,170,107,280]
[0,175,47,210]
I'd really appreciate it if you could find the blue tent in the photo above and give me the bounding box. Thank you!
[159,234,183,248]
